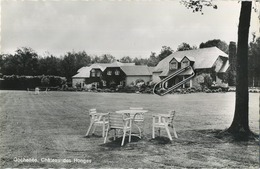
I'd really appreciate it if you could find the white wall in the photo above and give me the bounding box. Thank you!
[125,76,152,86]
[72,78,85,88]
[152,72,162,83]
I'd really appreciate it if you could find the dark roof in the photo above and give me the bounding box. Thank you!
[120,65,152,76]
[74,61,135,77]
[154,47,228,76]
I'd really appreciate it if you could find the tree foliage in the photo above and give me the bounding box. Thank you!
[248,36,260,87]
[180,0,217,15]
[158,46,174,61]
[177,42,193,51]
[120,56,133,63]
[200,39,229,54]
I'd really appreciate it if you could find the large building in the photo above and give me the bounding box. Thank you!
[72,61,153,88]
[152,47,229,89]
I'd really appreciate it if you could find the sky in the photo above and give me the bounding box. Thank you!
[1,0,259,59]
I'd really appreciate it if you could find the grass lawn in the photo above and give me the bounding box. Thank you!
[0,90,259,168]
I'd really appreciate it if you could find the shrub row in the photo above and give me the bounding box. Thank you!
[0,75,66,90]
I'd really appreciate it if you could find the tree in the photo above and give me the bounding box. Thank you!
[199,39,229,54]
[248,37,260,87]
[0,54,19,75]
[158,46,173,61]
[14,47,39,75]
[120,56,133,63]
[60,52,77,82]
[74,51,92,69]
[181,0,257,139]
[147,52,159,66]
[227,1,254,138]
[38,55,62,76]
[133,57,148,65]
[98,54,115,63]
[177,42,193,51]
[60,51,92,82]
[41,76,50,90]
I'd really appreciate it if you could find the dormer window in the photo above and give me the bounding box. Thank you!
[107,70,112,75]
[169,61,177,70]
[115,70,120,75]
[181,57,190,68]
[182,61,189,67]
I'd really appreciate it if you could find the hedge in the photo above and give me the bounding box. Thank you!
[0,75,66,90]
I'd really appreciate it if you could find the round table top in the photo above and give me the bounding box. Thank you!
[115,109,148,114]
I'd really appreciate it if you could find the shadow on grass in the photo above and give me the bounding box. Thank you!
[84,134,103,138]
[101,136,141,148]
[149,137,172,145]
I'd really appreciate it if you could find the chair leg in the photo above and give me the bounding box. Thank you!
[172,127,178,138]
[152,126,155,139]
[102,123,106,137]
[134,123,142,138]
[129,129,132,142]
[104,127,109,143]
[114,129,117,140]
[86,122,93,136]
[152,117,155,139]
[92,125,97,134]
[165,126,173,141]
[121,128,127,146]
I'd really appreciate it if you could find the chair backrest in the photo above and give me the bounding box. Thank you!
[108,112,127,129]
[168,110,176,126]
[89,108,96,113]
[89,108,100,121]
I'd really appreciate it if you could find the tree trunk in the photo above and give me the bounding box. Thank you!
[228,2,252,135]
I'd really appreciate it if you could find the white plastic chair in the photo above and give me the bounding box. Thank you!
[152,110,178,141]
[104,112,132,146]
[35,87,40,95]
[86,109,108,137]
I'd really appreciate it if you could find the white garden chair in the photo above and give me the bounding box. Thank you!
[86,109,108,137]
[104,112,132,146]
[35,87,40,95]
[152,110,178,141]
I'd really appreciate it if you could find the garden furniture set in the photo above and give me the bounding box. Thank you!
[86,108,178,146]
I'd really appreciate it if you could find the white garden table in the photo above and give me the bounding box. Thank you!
[116,109,148,138]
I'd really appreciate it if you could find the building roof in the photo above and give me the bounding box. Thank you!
[154,47,228,76]
[120,65,152,76]
[73,61,136,78]
[90,61,135,71]
[73,66,91,78]
[148,66,155,74]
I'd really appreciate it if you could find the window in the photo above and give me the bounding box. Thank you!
[97,71,101,77]
[169,61,177,70]
[115,70,120,75]
[182,61,189,68]
[91,69,95,77]
[107,70,112,75]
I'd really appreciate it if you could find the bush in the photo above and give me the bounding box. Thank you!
[0,75,66,90]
